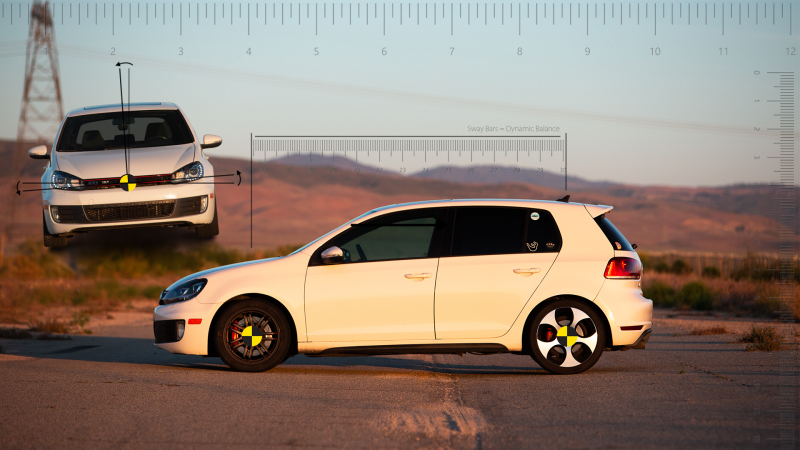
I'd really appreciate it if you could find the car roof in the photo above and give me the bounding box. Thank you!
[352,199,613,223]
[65,102,180,117]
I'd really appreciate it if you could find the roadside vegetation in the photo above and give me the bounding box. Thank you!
[639,252,799,322]
[0,239,300,332]
[738,326,783,352]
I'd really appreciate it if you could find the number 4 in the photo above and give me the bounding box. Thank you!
[246,48,251,55]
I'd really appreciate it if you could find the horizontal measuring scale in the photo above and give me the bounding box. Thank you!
[251,135,567,164]
[0,2,794,36]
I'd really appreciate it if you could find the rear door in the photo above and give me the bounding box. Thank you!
[434,206,561,339]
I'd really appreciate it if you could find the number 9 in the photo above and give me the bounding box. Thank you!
[585,47,590,56]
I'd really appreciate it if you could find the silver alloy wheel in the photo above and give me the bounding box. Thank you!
[536,307,599,368]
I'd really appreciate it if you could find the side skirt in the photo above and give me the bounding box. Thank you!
[306,343,509,357]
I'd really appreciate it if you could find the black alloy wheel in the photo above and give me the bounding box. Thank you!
[214,300,290,372]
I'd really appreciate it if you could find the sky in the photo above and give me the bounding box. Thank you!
[0,1,798,187]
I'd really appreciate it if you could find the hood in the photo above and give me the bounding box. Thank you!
[55,144,196,178]
[166,258,280,291]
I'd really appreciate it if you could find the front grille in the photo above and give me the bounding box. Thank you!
[154,320,183,344]
[84,173,172,190]
[84,200,175,222]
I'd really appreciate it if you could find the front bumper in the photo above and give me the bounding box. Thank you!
[43,183,215,235]
[153,298,220,356]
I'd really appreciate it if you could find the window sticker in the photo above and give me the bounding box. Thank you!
[615,242,622,250]
[526,242,538,252]
[546,242,555,249]
[530,212,540,221]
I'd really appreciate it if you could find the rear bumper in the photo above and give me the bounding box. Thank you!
[593,279,654,347]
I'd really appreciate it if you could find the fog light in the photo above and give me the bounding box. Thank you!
[50,206,60,223]
[200,195,208,213]
[177,321,185,340]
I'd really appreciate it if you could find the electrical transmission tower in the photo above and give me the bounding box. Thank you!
[17,0,63,146]
[3,0,63,252]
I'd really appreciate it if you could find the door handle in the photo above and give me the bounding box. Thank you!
[513,268,541,275]
[404,273,432,280]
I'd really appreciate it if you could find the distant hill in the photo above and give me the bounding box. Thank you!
[411,164,614,191]
[0,140,792,254]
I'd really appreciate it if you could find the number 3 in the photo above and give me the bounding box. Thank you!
[179,47,184,56]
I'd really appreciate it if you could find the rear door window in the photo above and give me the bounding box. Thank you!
[450,207,561,256]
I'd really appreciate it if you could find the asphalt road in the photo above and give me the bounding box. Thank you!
[0,311,797,449]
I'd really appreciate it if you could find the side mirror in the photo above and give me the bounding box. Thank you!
[320,246,344,265]
[28,145,49,160]
[200,134,222,149]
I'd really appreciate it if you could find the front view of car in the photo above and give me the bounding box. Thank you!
[33,102,221,247]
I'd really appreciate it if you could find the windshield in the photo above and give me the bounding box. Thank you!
[56,110,194,152]
[289,209,378,255]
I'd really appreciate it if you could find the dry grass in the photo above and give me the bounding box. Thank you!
[688,326,729,335]
[643,272,799,321]
[0,239,301,327]
[739,326,782,352]
[31,318,70,334]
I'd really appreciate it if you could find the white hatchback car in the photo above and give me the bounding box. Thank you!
[28,102,222,247]
[154,199,652,374]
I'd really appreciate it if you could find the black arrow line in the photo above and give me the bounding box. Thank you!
[118,67,129,175]
[115,62,133,66]
[16,181,20,195]
[237,170,242,186]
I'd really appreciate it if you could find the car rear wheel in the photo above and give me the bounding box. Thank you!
[195,204,219,238]
[214,300,290,372]
[43,214,67,248]
[529,300,605,375]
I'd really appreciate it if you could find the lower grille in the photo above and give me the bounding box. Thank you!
[154,320,184,344]
[85,200,175,222]
[51,205,89,224]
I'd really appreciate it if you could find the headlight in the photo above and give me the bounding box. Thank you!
[51,171,84,190]
[171,161,204,183]
[160,278,207,305]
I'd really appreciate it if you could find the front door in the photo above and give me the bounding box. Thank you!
[434,207,562,339]
[305,208,447,342]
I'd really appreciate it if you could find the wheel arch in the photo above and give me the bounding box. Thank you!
[207,294,299,358]
[520,295,613,355]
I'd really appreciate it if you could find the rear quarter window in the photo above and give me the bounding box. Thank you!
[594,215,634,251]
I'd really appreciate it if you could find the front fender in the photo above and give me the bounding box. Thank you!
[196,252,309,342]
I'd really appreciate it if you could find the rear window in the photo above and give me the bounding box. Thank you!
[57,110,194,152]
[595,215,634,251]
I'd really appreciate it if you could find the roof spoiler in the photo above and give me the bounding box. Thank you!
[585,204,614,218]
[555,195,570,203]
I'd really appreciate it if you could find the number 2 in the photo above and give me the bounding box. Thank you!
[111,47,116,55]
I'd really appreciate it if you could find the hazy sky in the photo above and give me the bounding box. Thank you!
[1,1,798,186]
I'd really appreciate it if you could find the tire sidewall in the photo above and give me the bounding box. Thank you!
[529,299,606,375]
[214,300,291,372]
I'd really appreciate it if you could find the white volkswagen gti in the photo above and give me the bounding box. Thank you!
[28,102,222,247]
[153,199,653,375]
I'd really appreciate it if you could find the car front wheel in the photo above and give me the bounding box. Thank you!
[529,300,605,375]
[214,300,291,372]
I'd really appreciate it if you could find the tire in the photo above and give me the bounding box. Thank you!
[43,214,67,248]
[195,203,219,239]
[529,299,606,375]
[213,300,291,372]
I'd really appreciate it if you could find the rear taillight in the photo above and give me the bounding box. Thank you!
[604,257,642,279]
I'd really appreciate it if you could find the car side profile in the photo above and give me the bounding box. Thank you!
[28,102,222,247]
[153,199,652,375]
